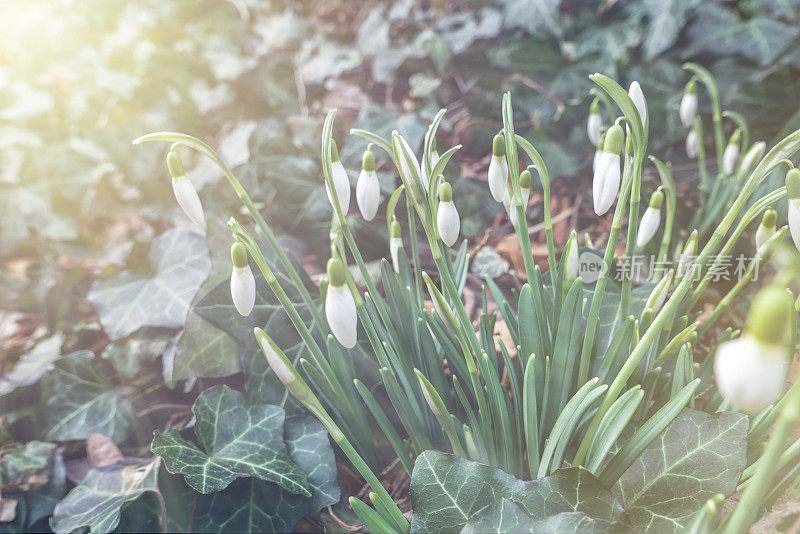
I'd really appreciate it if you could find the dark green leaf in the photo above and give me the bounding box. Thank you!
[151,385,310,495]
[462,500,620,534]
[614,408,748,532]
[88,227,211,340]
[501,0,563,38]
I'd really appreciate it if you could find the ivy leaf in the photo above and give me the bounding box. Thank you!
[41,351,134,443]
[409,450,625,533]
[169,310,241,384]
[683,5,800,66]
[614,408,748,532]
[500,0,563,38]
[151,385,310,496]
[101,328,175,380]
[88,227,211,340]
[462,500,619,534]
[193,415,340,533]
[50,458,159,534]
[640,0,698,59]
[0,333,63,396]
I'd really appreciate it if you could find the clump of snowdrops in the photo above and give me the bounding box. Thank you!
[136,64,800,533]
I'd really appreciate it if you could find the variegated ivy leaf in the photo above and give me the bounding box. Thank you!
[462,500,619,534]
[42,351,134,443]
[409,450,626,533]
[50,458,159,534]
[151,385,310,496]
[614,408,747,532]
[88,227,211,340]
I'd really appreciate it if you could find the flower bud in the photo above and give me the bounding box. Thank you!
[628,81,647,126]
[564,231,579,282]
[326,140,351,214]
[636,190,663,248]
[488,133,509,202]
[755,208,777,251]
[644,269,673,313]
[679,80,697,128]
[167,151,204,226]
[786,168,800,251]
[593,124,623,215]
[255,328,313,403]
[390,219,403,272]
[437,181,460,247]
[686,129,699,159]
[356,148,380,220]
[392,132,422,190]
[325,258,358,349]
[520,166,533,205]
[722,129,741,176]
[714,287,792,413]
[587,99,602,146]
[738,141,766,179]
[230,243,255,316]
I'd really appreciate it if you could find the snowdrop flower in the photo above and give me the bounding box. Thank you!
[786,169,800,252]
[722,129,741,176]
[327,140,351,213]
[356,147,380,220]
[738,141,766,180]
[167,151,204,226]
[564,231,579,282]
[520,166,532,205]
[679,79,698,128]
[437,182,460,247]
[488,133,509,202]
[644,270,673,313]
[676,230,698,279]
[628,81,647,126]
[325,258,358,349]
[592,132,606,172]
[393,132,422,189]
[636,190,663,248]
[389,218,403,272]
[755,208,777,251]
[592,123,623,216]
[686,128,699,159]
[230,242,255,316]
[587,99,602,146]
[255,328,314,403]
[715,286,792,413]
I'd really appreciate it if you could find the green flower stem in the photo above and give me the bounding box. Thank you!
[133,132,328,331]
[620,152,644,318]
[721,379,800,534]
[684,63,725,169]
[650,157,676,276]
[723,110,750,153]
[407,199,424,310]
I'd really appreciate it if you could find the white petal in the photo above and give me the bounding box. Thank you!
[592,148,602,172]
[231,266,256,316]
[430,150,441,167]
[593,152,620,216]
[396,135,421,185]
[437,201,460,247]
[390,237,403,272]
[755,224,775,250]
[172,176,205,226]
[356,170,380,220]
[636,207,661,247]
[679,93,697,128]
[261,339,296,386]
[628,81,647,125]
[488,155,508,202]
[587,113,602,145]
[325,285,358,348]
[686,130,699,159]
[327,162,351,213]
[789,201,800,252]
[714,336,787,413]
[723,144,739,175]
[565,239,579,281]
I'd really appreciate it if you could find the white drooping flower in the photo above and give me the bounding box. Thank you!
[755,208,777,251]
[356,148,380,220]
[722,129,741,176]
[628,81,647,126]
[325,258,358,349]
[714,287,792,413]
[564,231,579,282]
[593,124,623,216]
[636,190,663,248]
[393,132,422,189]
[327,140,351,213]
[230,243,256,316]
[786,169,800,252]
[679,80,698,128]
[587,99,602,146]
[686,129,699,159]
[488,133,509,202]
[167,151,205,226]
[389,218,403,272]
[520,166,532,206]
[437,182,460,247]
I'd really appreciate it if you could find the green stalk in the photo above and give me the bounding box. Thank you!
[684,63,725,168]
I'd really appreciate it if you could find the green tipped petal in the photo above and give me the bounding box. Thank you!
[231,242,249,268]
[167,151,184,178]
[327,257,346,287]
